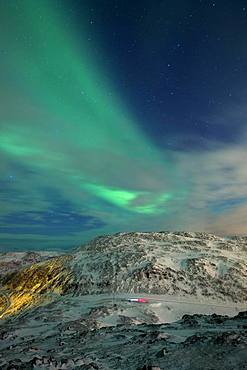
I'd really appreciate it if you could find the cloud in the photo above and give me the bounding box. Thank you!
[170,139,247,235]
[207,204,247,236]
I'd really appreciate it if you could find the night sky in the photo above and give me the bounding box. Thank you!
[1,0,247,251]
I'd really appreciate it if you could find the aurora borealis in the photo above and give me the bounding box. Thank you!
[1,0,247,250]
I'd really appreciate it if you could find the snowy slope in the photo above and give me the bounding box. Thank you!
[0,231,246,369]
[0,295,246,369]
[68,232,247,302]
[0,231,246,320]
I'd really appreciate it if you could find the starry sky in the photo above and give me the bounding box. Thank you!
[0,0,247,251]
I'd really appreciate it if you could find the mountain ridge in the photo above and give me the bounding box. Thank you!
[0,231,246,319]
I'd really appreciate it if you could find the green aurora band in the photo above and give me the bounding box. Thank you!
[0,1,186,245]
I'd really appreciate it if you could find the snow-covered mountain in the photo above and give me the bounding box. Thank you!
[0,231,246,319]
[69,231,247,302]
[0,231,246,369]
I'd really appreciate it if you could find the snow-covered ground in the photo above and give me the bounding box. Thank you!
[0,293,246,369]
[0,231,246,369]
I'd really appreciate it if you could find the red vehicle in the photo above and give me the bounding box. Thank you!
[128,298,149,303]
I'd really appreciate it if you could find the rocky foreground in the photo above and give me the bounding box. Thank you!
[0,295,246,369]
[0,231,246,369]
